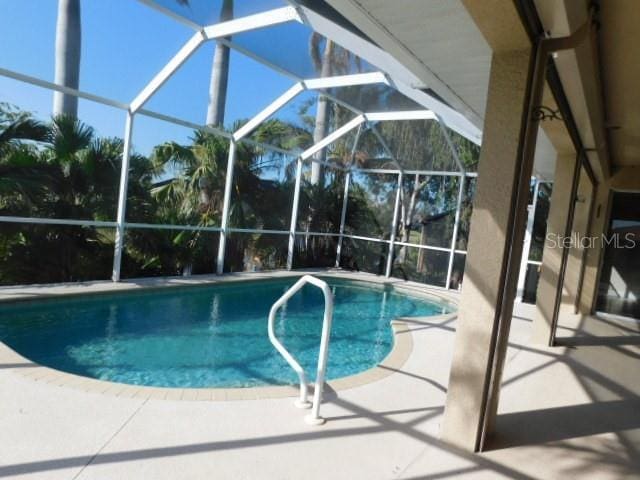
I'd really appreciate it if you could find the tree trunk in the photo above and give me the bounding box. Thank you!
[416,226,428,272]
[53,0,81,118]
[310,40,334,185]
[398,174,421,262]
[206,0,233,127]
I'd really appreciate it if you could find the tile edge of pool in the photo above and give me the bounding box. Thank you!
[0,269,460,308]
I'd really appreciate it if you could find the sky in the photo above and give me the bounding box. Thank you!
[0,0,322,157]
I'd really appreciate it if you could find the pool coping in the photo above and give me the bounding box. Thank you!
[0,269,459,401]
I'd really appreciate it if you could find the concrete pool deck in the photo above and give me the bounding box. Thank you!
[0,270,638,479]
[0,269,459,306]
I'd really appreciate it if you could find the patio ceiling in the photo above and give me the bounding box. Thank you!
[598,0,640,167]
[322,0,490,130]
[324,0,559,180]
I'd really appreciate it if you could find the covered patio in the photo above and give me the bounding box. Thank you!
[1,0,639,478]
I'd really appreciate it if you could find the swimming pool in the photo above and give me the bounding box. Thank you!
[0,278,452,388]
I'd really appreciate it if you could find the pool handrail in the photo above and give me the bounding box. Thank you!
[267,275,334,425]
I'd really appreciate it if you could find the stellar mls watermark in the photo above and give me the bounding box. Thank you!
[546,233,637,249]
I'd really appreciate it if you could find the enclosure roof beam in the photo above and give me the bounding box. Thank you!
[131,7,300,114]
[296,4,482,145]
[387,78,482,145]
[233,82,306,141]
[365,110,437,122]
[300,115,365,161]
[202,7,300,40]
[138,108,229,138]
[0,64,297,158]
[135,2,482,144]
[213,30,430,122]
[130,31,206,113]
[0,67,129,111]
[233,71,390,142]
[303,71,388,90]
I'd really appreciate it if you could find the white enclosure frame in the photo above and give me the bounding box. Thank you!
[0,1,486,291]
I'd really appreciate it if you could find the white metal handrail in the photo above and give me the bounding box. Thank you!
[267,275,334,425]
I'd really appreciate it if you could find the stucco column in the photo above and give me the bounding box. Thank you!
[532,154,578,344]
[441,48,533,451]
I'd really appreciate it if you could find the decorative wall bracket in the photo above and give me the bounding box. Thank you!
[532,106,563,122]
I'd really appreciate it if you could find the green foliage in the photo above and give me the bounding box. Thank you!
[0,101,479,286]
[0,106,139,284]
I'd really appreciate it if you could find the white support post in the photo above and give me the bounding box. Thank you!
[437,111,467,290]
[335,123,362,266]
[445,174,465,290]
[112,112,135,282]
[216,140,237,275]
[335,171,351,268]
[385,172,403,278]
[287,158,303,270]
[516,179,540,300]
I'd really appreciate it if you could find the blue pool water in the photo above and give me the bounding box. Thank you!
[0,278,452,388]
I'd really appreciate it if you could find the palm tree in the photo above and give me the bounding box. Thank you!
[0,103,49,154]
[0,104,50,209]
[150,130,229,228]
[53,0,81,118]
[309,36,334,185]
[0,111,154,284]
[308,34,363,185]
[206,0,233,127]
[148,119,308,273]
[177,0,233,127]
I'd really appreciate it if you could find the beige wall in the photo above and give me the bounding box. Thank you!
[609,166,640,192]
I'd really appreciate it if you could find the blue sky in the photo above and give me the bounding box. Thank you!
[0,0,317,157]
